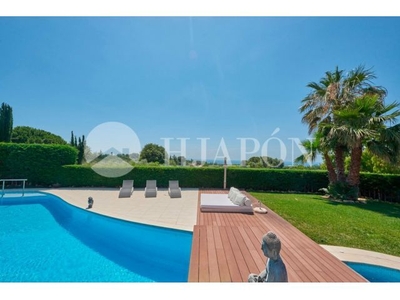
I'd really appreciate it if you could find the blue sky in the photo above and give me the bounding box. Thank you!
[1,13,400,164]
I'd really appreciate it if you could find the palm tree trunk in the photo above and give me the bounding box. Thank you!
[347,142,363,186]
[347,140,363,199]
[335,145,346,182]
[323,152,337,184]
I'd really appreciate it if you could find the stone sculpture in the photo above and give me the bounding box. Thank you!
[87,196,94,209]
[248,231,288,282]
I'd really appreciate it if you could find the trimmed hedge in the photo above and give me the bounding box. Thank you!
[1,144,400,203]
[54,166,328,193]
[0,143,78,185]
[55,166,400,202]
[56,165,225,188]
[359,173,400,202]
[227,168,329,193]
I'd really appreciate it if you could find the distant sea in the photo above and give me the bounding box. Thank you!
[205,159,242,165]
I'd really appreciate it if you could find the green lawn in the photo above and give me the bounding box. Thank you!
[249,191,400,257]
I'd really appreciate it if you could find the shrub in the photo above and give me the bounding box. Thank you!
[227,168,329,193]
[57,165,225,188]
[0,143,78,186]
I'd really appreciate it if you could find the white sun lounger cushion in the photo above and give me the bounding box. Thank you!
[230,189,242,202]
[200,194,253,213]
[228,187,239,200]
[231,193,252,206]
[243,197,252,206]
[232,192,245,206]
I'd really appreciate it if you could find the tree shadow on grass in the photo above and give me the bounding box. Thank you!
[321,197,400,219]
[249,190,400,220]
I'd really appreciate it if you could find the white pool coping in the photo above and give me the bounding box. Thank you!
[320,245,400,271]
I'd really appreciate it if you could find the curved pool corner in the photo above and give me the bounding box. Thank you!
[321,245,400,282]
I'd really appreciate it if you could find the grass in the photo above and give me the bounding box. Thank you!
[249,191,400,257]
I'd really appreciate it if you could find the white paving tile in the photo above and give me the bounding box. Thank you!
[36,187,199,232]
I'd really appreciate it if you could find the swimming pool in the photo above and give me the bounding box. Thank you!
[0,192,193,282]
[345,261,400,282]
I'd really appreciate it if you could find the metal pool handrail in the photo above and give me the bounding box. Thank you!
[1,179,27,196]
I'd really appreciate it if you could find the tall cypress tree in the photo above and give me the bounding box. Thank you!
[0,102,13,142]
[70,131,75,146]
[77,135,85,164]
[70,131,86,164]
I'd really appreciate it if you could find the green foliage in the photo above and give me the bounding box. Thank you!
[299,65,400,198]
[1,145,400,202]
[321,182,359,201]
[0,102,13,142]
[56,166,329,193]
[139,143,166,164]
[57,165,225,188]
[0,143,78,185]
[229,168,328,193]
[359,172,400,202]
[169,155,187,166]
[250,192,400,257]
[356,149,400,174]
[246,156,284,168]
[11,126,67,144]
[69,131,86,164]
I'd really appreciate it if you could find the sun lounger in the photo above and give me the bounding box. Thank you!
[145,180,157,197]
[168,180,181,198]
[118,180,134,198]
[200,187,254,213]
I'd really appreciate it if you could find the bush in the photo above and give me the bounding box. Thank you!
[54,166,329,193]
[57,165,225,188]
[11,126,67,144]
[139,143,166,164]
[2,148,400,203]
[227,168,329,193]
[321,182,359,201]
[0,143,78,186]
[359,173,400,202]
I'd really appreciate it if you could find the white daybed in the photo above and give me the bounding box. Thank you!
[200,187,254,213]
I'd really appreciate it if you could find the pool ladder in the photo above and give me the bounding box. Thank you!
[1,179,27,196]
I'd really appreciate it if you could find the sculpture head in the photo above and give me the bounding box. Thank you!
[261,231,281,260]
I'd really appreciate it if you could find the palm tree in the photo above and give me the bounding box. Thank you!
[321,94,400,199]
[299,65,387,186]
[300,67,348,183]
[295,132,338,184]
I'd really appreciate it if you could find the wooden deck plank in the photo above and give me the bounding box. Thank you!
[206,225,220,282]
[212,225,231,282]
[233,227,259,275]
[198,226,210,282]
[225,226,251,281]
[241,226,266,270]
[188,225,200,282]
[219,226,242,282]
[188,190,367,282]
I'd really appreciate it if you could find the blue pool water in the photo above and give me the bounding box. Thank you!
[0,192,193,282]
[345,261,400,282]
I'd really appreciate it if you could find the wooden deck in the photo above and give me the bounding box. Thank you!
[188,190,367,282]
